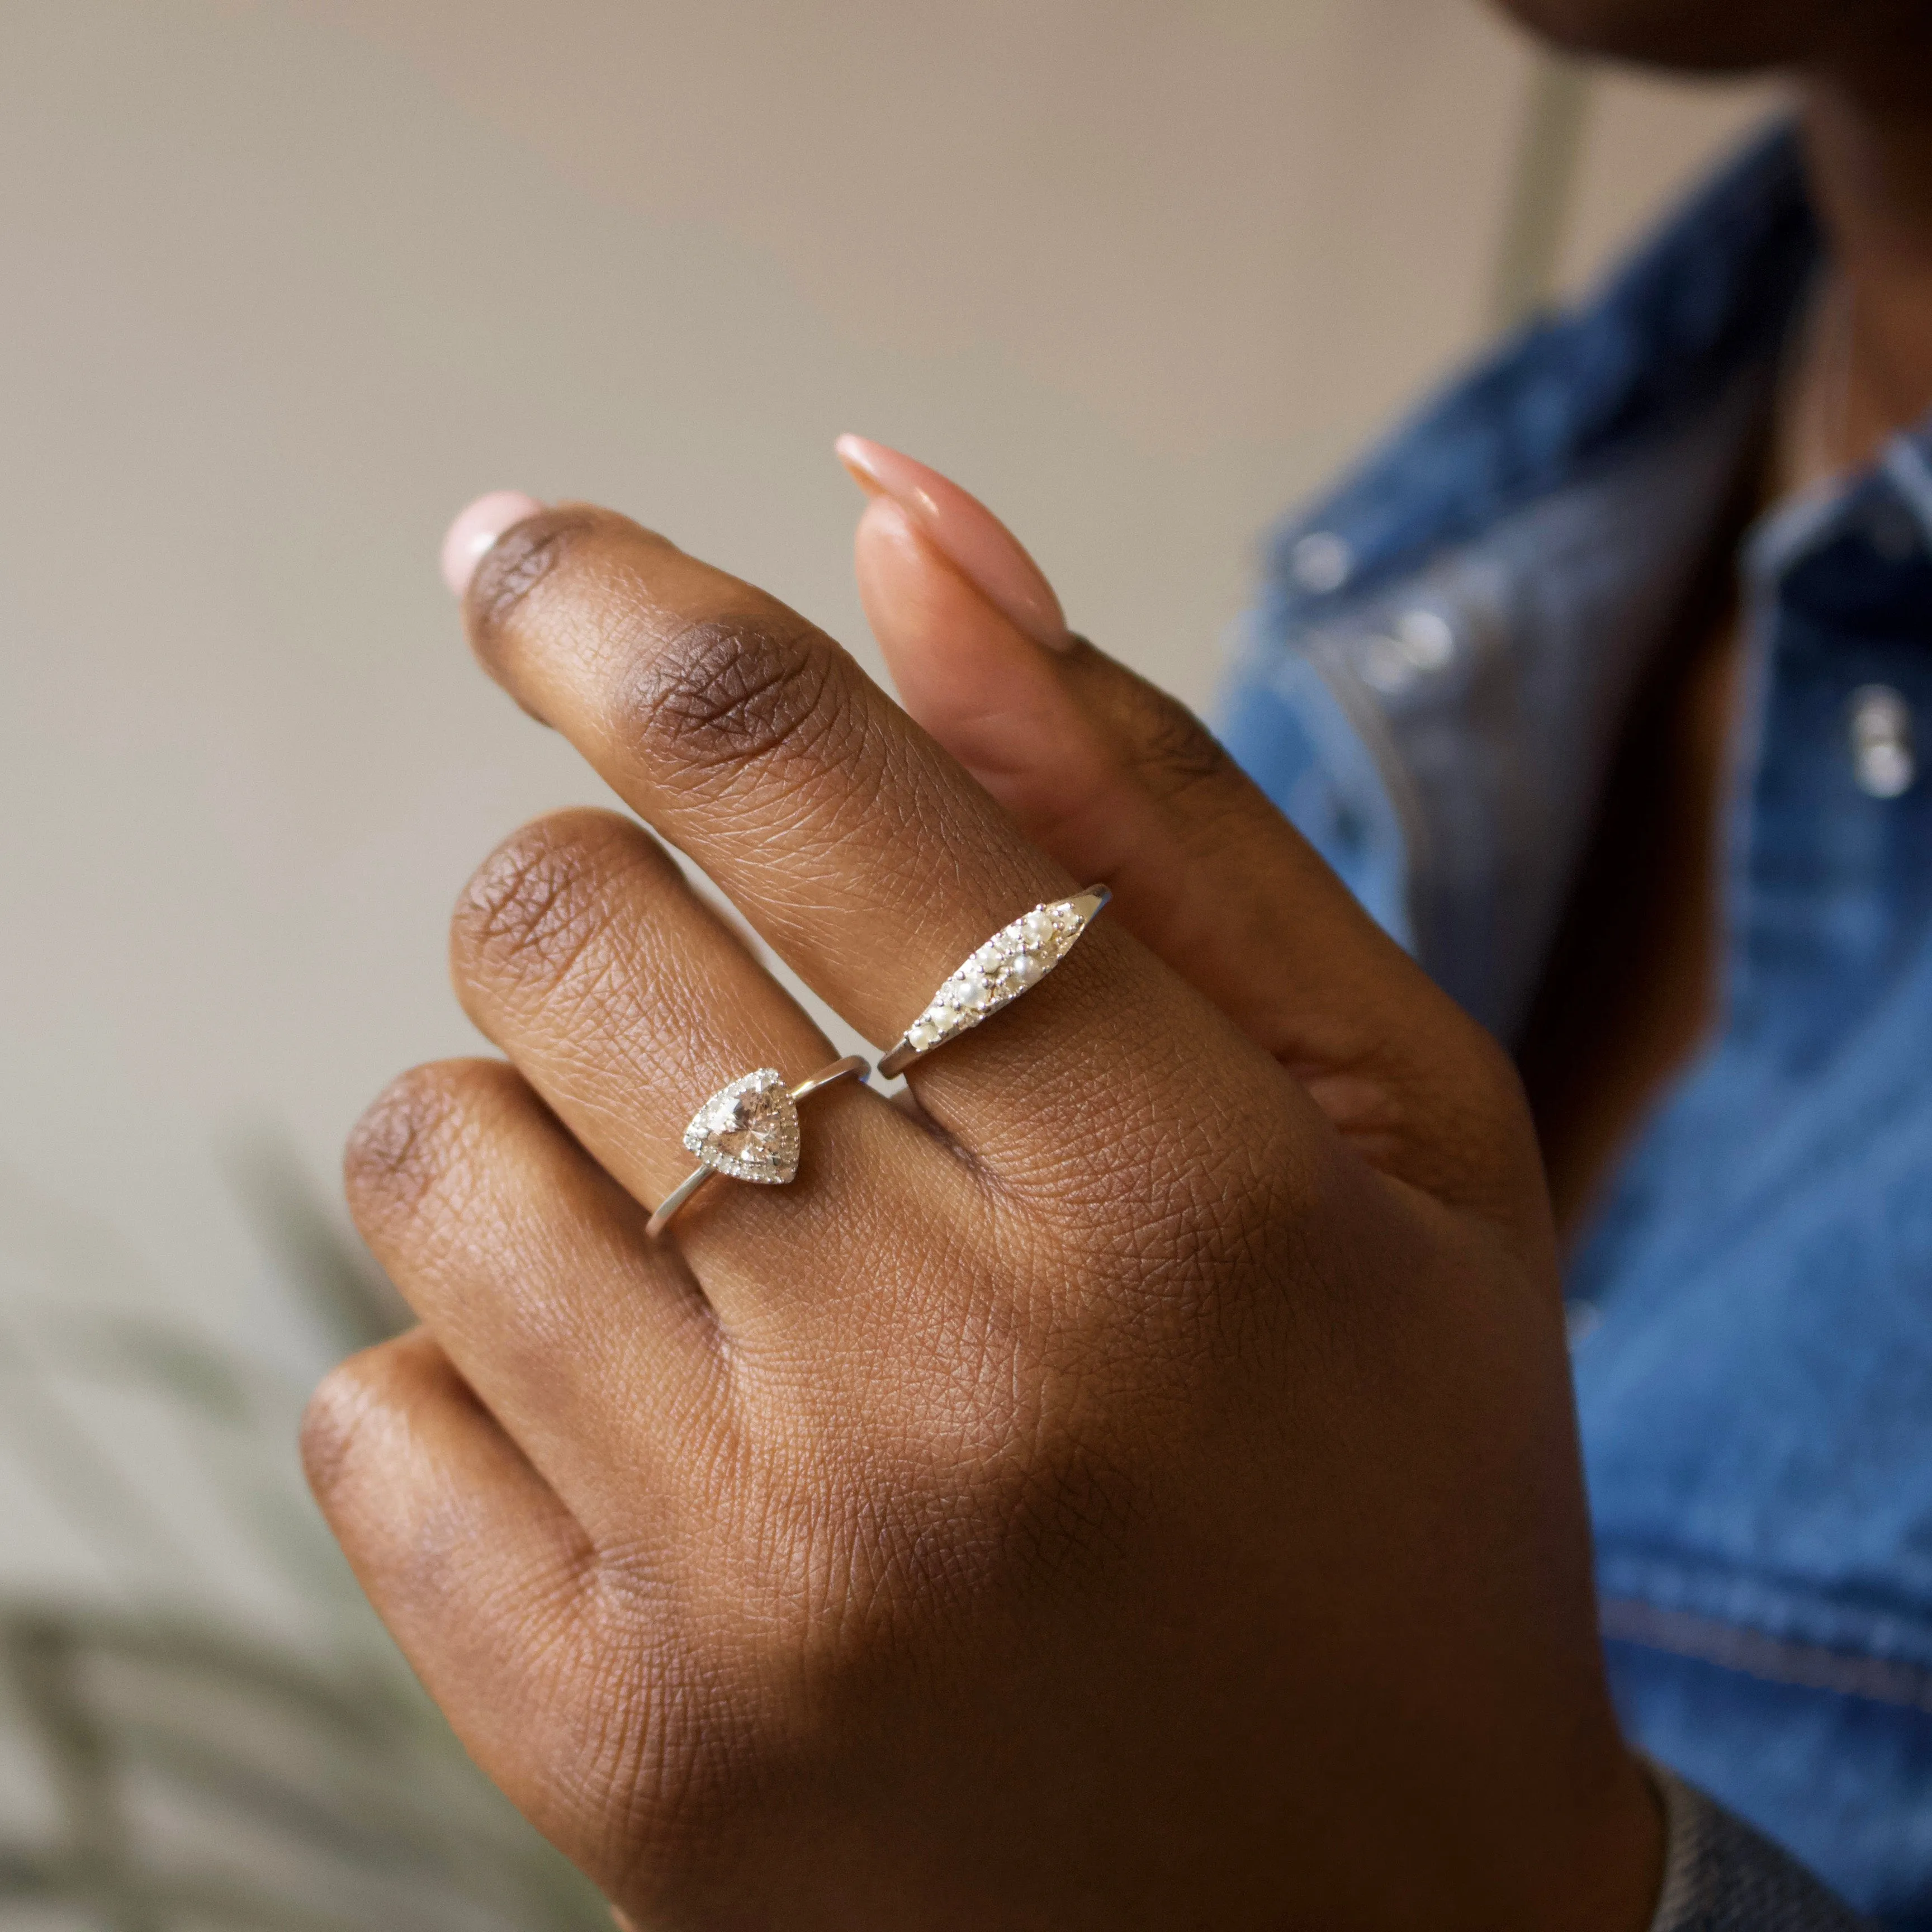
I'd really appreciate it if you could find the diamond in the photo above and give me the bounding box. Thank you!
[681,1068,800,1184]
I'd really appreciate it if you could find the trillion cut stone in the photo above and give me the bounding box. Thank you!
[681,1068,800,1184]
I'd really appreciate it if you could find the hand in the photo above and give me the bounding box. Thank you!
[307,463,1660,1930]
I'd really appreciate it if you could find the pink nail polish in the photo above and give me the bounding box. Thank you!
[440,490,543,598]
[835,435,1070,650]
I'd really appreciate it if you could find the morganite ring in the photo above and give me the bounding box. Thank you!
[645,1055,870,1237]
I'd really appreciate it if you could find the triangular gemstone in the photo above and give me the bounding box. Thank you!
[681,1068,800,1184]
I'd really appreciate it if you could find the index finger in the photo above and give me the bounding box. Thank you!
[460,504,1289,1172]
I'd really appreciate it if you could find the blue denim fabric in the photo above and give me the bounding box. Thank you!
[1653,1769,1870,1930]
[1219,125,1932,1927]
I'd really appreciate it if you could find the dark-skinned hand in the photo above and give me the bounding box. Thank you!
[305,448,1661,1931]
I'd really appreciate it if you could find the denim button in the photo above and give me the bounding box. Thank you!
[1848,684,1915,799]
[1395,608,1456,670]
[1357,609,1457,694]
[1289,531,1353,595]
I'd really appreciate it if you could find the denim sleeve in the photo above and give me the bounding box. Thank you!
[1649,1764,1873,1931]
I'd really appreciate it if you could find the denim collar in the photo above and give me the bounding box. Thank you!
[1260,123,1822,625]
[1228,125,1835,1036]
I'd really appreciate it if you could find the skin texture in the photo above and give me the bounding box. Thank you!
[309,503,1662,1930]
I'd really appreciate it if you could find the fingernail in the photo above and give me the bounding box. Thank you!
[440,490,544,598]
[835,434,1070,649]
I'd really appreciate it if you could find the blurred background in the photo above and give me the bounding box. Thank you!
[0,1,1777,1921]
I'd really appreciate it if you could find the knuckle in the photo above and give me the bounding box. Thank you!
[451,809,650,1000]
[1446,1021,1545,1192]
[1070,645,1233,794]
[1462,1017,1531,1124]
[624,609,865,789]
[1121,682,1233,795]
[299,1341,407,1505]
[466,507,598,642]
[342,1058,510,1232]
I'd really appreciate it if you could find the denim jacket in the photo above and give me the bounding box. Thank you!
[1220,126,1932,1930]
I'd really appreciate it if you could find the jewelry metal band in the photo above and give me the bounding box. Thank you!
[877,886,1110,1079]
[645,1054,870,1237]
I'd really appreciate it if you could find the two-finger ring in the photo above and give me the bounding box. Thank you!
[877,886,1110,1078]
[646,1054,869,1237]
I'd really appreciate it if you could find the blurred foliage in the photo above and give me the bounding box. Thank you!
[0,1146,610,1930]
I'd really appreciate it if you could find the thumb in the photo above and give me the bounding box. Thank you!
[839,435,1541,1230]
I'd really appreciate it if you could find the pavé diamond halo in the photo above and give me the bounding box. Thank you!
[878,887,1110,1078]
[646,1055,869,1237]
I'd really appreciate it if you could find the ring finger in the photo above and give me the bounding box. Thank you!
[447,804,990,1333]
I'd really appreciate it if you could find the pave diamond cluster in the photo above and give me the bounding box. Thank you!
[648,1054,869,1237]
[681,1068,801,1185]
[888,887,1109,1071]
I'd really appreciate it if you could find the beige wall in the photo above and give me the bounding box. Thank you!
[0,0,1777,1585]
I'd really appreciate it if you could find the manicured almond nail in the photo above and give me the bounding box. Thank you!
[440,490,543,598]
[835,434,1071,649]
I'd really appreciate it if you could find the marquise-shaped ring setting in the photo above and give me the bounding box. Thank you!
[645,1055,869,1237]
[878,887,1110,1079]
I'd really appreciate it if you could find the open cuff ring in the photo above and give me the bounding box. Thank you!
[877,886,1110,1079]
[645,1054,870,1237]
